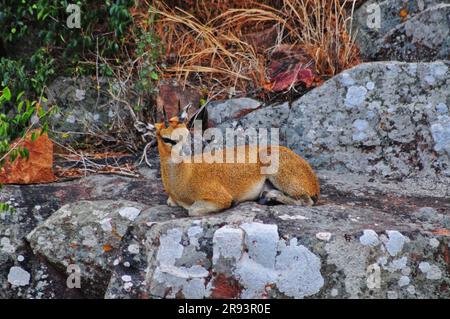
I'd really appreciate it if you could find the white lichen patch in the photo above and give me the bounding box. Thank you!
[212,226,244,264]
[118,207,141,221]
[359,229,380,247]
[234,224,323,299]
[345,86,368,109]
[419,262,442,280]
[1,237,16,253]
[387,290,398,299]
[187,226,203,248]
[278,214,309,221]
[316,232,332,242]
[156,228,184,265]
[388,256,408,272]
[275,238,324,298]
[127,244,140,255]
[100,218,113,232]
[385,230,406,256]
[8,266,31,286]
[429,238,440,248]
[398,276,410,287]
[240,223,278,269]
[150,228,210,299]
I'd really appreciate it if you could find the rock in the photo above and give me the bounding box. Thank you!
[354,1,450,61]
[2,161,448,299]
[0,168,166,299]
[102,167,449,299]
[26,200,147,298]
[207,98,262,126]
[213,102,290,146]
[46,76,129,143]
[285,61,450,180]
[103,193,449,299]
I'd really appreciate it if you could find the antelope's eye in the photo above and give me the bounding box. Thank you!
[161,136,177,145]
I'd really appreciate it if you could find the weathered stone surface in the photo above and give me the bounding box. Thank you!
[2,164,449,299]
[354,1,450,61]
[26,200,148,298]
[0,165,164,299]
[285,61,450,180]
[207,98,262,126]
[46,76,129,143]
[213,102,290,145]
[101,168,449,299]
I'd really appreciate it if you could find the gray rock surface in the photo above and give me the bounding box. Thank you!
[0,167,164,299]
[1,166,449,299]
[103,170,449,298]
[354,1,450,61]
[285,61,450,180]
[46,76,130,143]
[26,200,147,298]
[207,98,262,126]
[213,102,290,145]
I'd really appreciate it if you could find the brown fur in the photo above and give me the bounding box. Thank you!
[155,117,320,216]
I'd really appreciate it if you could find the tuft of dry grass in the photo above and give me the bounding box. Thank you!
[140,0,361,99]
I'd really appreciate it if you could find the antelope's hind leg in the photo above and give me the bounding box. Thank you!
[260,189,313,206]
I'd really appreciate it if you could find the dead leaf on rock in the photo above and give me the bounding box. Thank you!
[265,45,315,92]
[0,130,56,184]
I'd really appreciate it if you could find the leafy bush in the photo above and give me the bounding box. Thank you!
[0,48,55,98]
[0,0,137,94]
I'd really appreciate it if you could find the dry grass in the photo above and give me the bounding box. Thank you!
[135,0,361,99]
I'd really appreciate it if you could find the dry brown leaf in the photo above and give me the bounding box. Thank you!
[432,229,450,236]
[0,130,56,184]
[156,83,201,120]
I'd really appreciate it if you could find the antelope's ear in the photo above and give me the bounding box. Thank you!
[178,103,191,123]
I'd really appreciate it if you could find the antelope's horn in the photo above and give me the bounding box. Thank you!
[162,106,169,127]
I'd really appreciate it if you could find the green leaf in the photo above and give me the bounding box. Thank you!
[41,123,49,135]
[9,149,18,163]
[16,91,25,102]
[1,87,11,102]
[150,71,159,80]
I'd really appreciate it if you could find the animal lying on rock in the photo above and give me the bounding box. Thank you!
[146,106,320,217]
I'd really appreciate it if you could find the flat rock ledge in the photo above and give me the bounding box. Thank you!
[3,169,446,299]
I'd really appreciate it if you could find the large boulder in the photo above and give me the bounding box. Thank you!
[26,200,148,298]
[46,76,130,143]
[354,1,450,61]
[2,167,448,299]
[0,167,164,298]
[102,169,449,299]
[284,61,450,180]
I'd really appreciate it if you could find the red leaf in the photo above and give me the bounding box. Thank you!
[265,45,315,92]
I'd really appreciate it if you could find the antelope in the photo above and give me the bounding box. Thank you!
[144,106,320,216]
